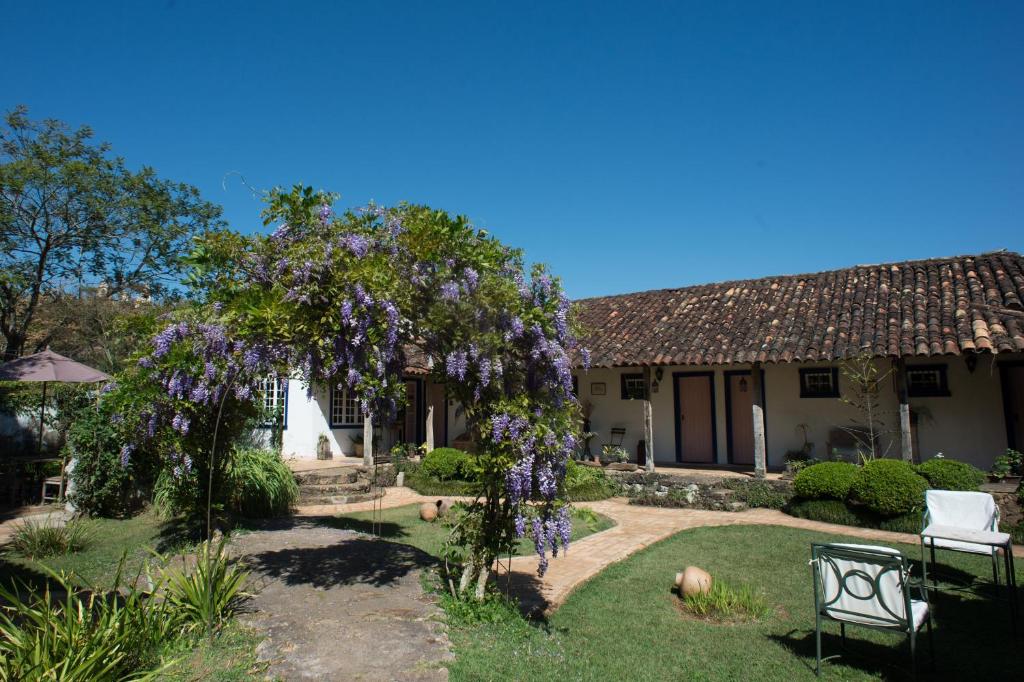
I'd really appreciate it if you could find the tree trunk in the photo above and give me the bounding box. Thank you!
[363,416,373,467]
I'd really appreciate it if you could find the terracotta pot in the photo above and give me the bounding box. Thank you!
[419,502,438,522]
[680,566,713,597]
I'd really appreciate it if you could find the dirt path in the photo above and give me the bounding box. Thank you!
[230,520,452,681]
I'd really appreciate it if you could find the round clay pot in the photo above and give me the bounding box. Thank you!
[419,502,438,522]
[681,566,713,597]
[437,499,453,517]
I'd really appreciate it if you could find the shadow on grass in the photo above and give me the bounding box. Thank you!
[770,583,1021,680]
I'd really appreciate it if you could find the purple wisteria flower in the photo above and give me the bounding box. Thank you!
[439,281,460,302]
[446,351,468,381]
[119,444,133,467]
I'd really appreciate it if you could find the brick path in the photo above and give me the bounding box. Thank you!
[297,490,1023,616]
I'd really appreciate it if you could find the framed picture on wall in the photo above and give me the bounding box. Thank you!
[591,382,606,396]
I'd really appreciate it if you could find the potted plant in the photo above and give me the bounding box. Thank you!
[316,433,332,460]
[989,449,1023,483]
[600,445,630,466]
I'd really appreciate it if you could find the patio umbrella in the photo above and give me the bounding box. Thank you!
[0,348,111,455]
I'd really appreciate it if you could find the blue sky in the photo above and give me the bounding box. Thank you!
[3,1,1022,298]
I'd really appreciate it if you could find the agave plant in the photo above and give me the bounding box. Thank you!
[159,536,249,634]
[0,560,179,681]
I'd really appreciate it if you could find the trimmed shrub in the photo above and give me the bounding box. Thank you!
[224,447,298,518]
[421,447,475,481]
[916,458,985,491]
[850,459,928,516]
[403,461,479,495]
[785,498,919,533]
[792,461,860,501]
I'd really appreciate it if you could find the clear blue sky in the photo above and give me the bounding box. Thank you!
[3,1,1022,298]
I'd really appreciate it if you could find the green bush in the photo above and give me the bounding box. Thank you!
[916,458,985,491]
[850,459,928,516]
[421,447,475,481]
[224,447,298,518]
[563,460,618,501]
[67,406,153,518]
[784,498,920,533]
[403,461,479,496]
[785,498,863,526]
[727,480,792,509]
[792,461,860,501]
[681,578,770,620]
[9,518,93,559]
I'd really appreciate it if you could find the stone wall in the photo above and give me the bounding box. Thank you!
[605,470,794,512]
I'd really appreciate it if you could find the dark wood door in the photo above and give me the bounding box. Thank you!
[1004,366,1024,450]
[728,374,755,465]
[677,374,715,463]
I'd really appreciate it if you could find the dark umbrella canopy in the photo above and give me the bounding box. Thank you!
[0,349,111,384]
[0,349,111,465]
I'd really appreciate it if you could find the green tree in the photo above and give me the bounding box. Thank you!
[0,106,223,359]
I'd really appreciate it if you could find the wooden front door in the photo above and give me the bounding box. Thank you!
[728,373,755,465]
[426,382,447,447]
[676,374,715,463]
[1003,366,1024,450]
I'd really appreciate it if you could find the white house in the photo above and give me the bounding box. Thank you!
[274,251,1024,472]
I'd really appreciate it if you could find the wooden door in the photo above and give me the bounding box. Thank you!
[677,374,715,463]
[728,374,755,465]
[1004,366,1024,450]
[403,380,420,445]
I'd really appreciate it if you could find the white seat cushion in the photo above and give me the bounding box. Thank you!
[925,537,998,555]
[825,599,928,631]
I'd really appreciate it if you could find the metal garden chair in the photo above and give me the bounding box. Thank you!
[603,427,626,450]
[811,543,933,676]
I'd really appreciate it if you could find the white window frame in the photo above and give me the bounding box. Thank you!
[330,385,365,427]
[257,376,288,429]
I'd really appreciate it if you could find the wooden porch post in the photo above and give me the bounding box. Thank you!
[425,404,435,453]
[894,358,914,463]
[751,362,767,478]
[363,415,374,467]
[643,365,655,473]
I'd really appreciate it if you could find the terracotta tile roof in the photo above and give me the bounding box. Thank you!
[575,251,1024,368]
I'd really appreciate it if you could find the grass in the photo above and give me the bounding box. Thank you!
[681,578,771,621]
[328,504,615,558]
[1,510,194,589]
[155,621,269,681]
[445,524,1023,681]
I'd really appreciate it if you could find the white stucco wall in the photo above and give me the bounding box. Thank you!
[280,355,1018,466]
[279,379,364,459]
[575,354,1018,470]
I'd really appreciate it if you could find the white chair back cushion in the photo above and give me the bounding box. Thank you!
[816,544,908,626]
[925,490,997,530]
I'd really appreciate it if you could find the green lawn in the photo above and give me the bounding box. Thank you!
[446,524,1022,681]
[0,510,192,589]
[328,504,615,558]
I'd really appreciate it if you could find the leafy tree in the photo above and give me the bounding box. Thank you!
[0,106,223,359]
[118,186,585,600]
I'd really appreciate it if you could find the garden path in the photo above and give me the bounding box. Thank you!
[230,520,453,681]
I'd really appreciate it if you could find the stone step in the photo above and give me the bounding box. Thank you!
[298,490,383,505]
[298,482,371,496]
[294,469,361,485]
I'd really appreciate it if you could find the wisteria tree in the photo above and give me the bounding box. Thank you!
[120,186,586,599]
